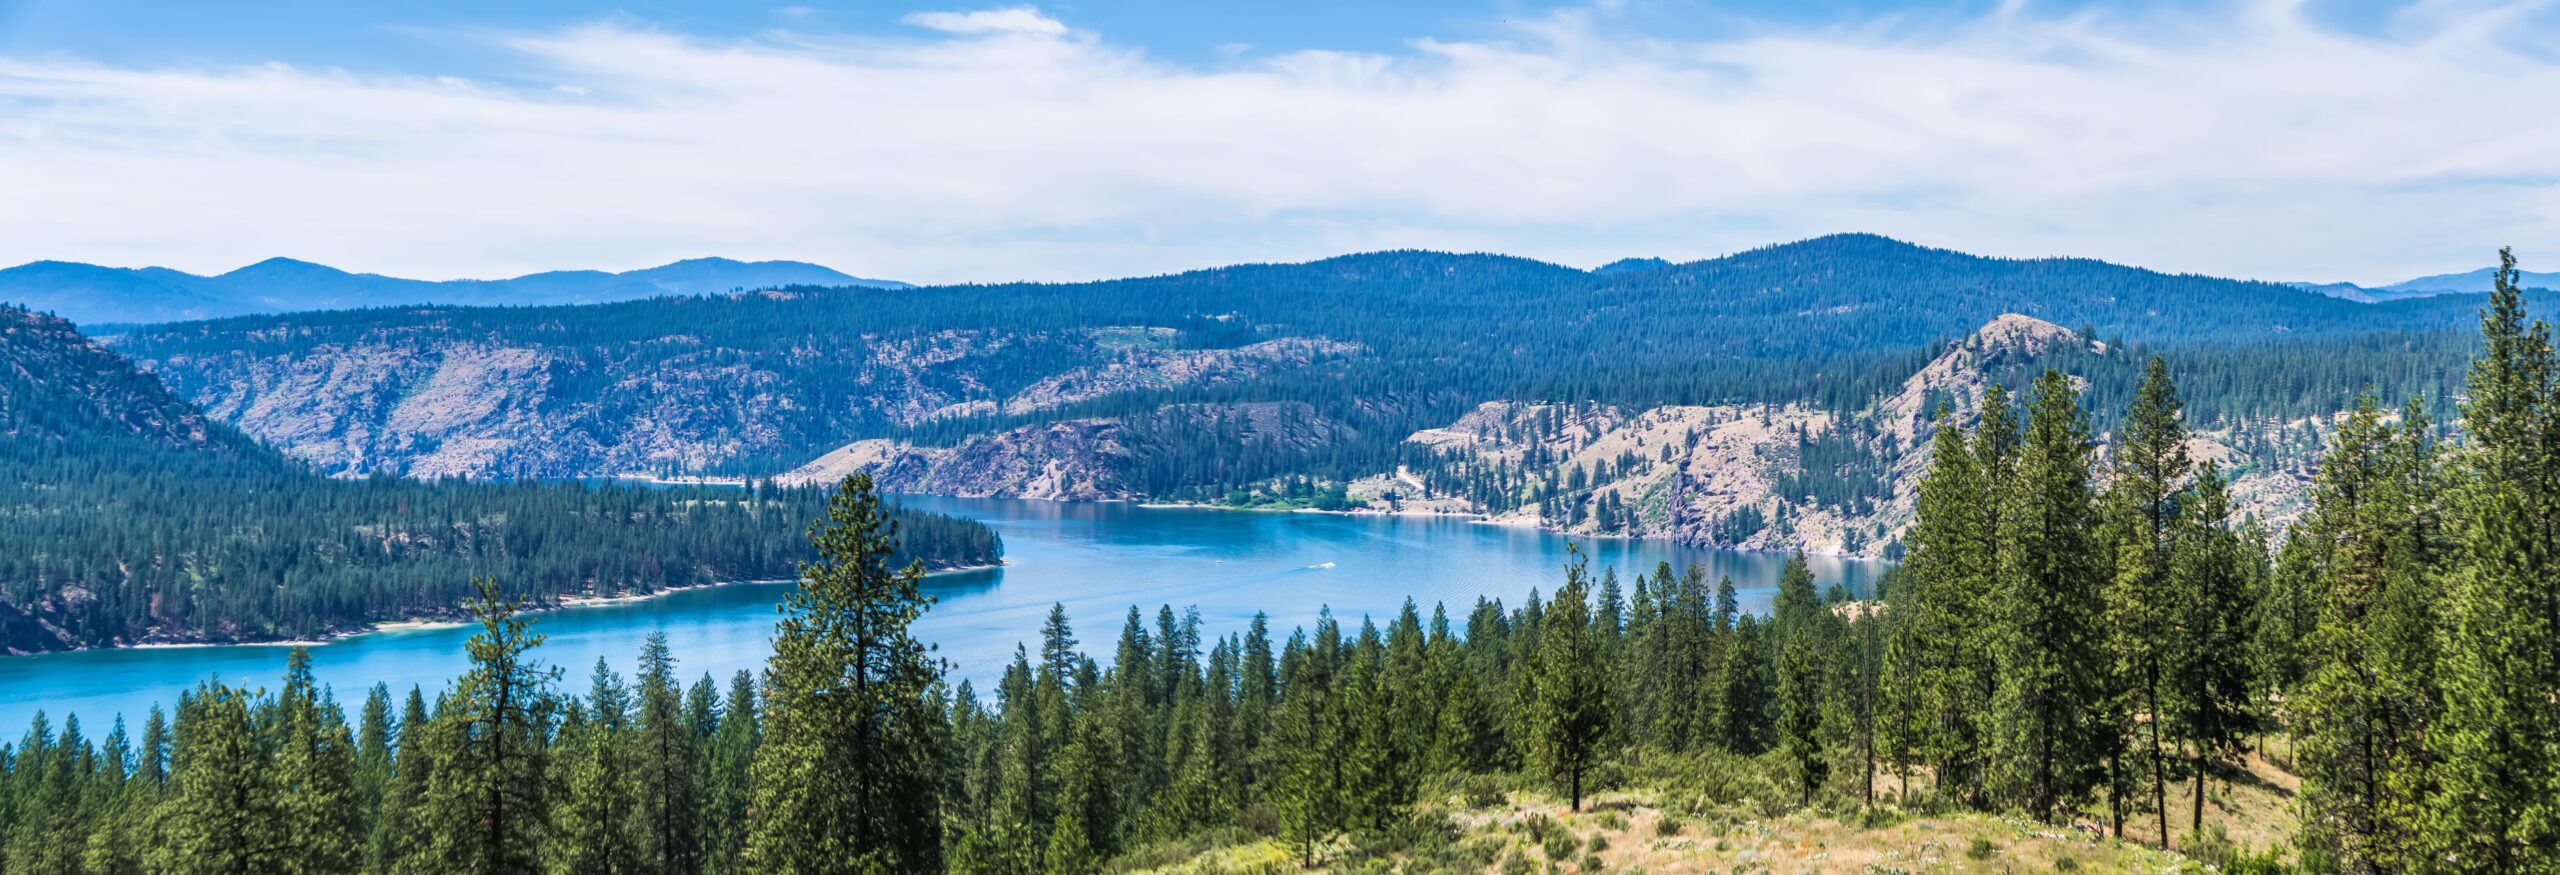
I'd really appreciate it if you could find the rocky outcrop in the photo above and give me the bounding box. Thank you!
[132,324,1356,479]
[1001,338,1359,415]
[1391,314,2317,558]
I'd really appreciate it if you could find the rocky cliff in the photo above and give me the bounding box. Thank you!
[1387,315,2317,558]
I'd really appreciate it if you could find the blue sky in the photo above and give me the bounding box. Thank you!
[0,0,2551,285]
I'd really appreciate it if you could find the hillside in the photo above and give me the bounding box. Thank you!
[1355,314,2322,557]
[0,255,905,325]
[0,305,998,651]
[103,235,2488,548]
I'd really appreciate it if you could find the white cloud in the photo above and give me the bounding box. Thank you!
[899,7,1071,36]
[0,2,2554,285]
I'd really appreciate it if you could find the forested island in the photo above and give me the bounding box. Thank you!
[2,256,2554,872]
[0,305,1001,651]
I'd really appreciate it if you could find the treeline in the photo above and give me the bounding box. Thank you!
[0,442,999,649]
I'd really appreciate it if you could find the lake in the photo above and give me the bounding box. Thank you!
[0,497,1886,734]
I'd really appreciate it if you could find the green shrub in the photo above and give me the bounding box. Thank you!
[1544,830,1579,861]
[1966,835,1997,860]
[2053,855,2079,871]
[1652,817,1681,837]
[1581,852,1605,872]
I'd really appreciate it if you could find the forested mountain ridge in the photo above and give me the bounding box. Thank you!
[0,306,262,456]
[107,234,2491,547]
[0,305,1000,652]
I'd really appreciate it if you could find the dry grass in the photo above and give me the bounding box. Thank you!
[1129,745,2308,873]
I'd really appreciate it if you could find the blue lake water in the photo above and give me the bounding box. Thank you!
[0,498,1885,734]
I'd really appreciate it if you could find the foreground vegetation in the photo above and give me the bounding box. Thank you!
[2,255,2557,873]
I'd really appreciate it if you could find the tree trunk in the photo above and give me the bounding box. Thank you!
[2192,761,2207,840]
[2147,666,2170,850]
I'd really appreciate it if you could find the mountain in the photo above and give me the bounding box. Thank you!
[2290,263,2560,302]
[0,256,908,325]
[0,303,996,651]
[2379,265,2560,296]
[102,233,2490,553]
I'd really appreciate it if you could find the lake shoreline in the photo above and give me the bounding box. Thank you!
[63,561,1004,657]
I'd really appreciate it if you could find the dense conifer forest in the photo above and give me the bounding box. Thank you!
[9,255,2558,872]
[0,306,1001,650]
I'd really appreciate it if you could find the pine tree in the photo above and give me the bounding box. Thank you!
[1771,552,1832,807]
[2166,463,2259,841]
[1529,548,1612,811]
[633,633,703,873]
[426,575,561,875]
[376,687,434,874]
[1988,370,2109,823]
[549,659,641,874]
[152,682,277,873]
[701,672,759,875]
[1882,407,2000,805]
[747,473,948,872]
[354,683,396,863]
[2290,396,2441,871]
[2104,357,2190,847]
[2432,247,2560,871]
[271,648,361,873]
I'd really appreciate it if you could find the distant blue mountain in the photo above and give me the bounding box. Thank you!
[2291,264,2560,303]
[2380,266,2560,296]
[0,256,908,325]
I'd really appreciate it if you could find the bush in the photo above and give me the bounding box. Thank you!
[1543,830,1579,861]
[1627,748,1787,818]
[2053,855,2079,871]
[1460,775,1509,810]
[1587,833,1609,853]
[1966,835,1997,860]
[1652,817,1682,837]
[1581,852,1605,872]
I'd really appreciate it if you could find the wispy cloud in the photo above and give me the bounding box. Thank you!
[0,2,2553,284]
[900,7,1072,36]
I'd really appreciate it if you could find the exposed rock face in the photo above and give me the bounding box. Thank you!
[131,325,1356,479]
[1393,314,2317,558]
[1001,338,1358,415]
[783,401,1348,500]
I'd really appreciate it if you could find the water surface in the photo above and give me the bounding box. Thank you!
[0,498,1884,733]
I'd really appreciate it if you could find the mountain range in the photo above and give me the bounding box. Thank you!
[2289,265,2560,302]
[88,232,2519,557]
[0,256,908,326]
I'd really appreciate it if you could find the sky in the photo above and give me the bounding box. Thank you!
[0,0,2553,286]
